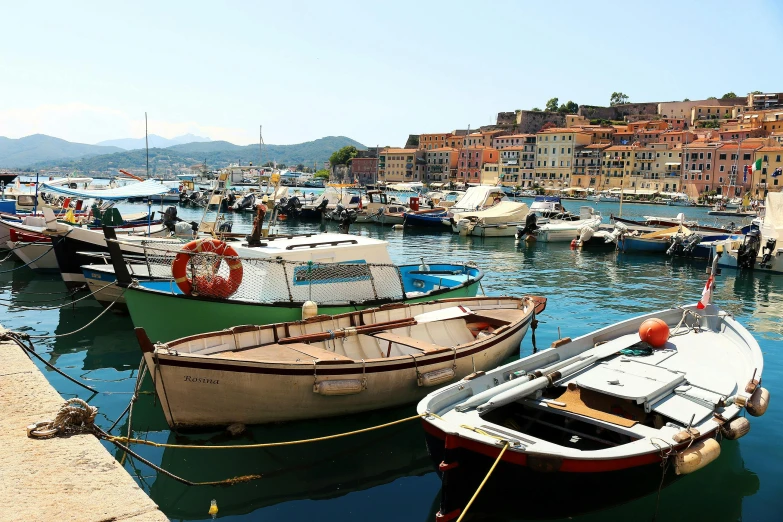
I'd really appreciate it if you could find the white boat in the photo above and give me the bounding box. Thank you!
[418,258,767,520]
[588,192,620,203]
[526,207,602,243]
[135,295,546,427]
[713,192,783,273]
[441,186,508,226]
[5,228,58,271]
[451,201,530,237]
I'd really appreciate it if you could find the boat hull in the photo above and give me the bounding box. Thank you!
[6,241,59,271]
[454,222,522,237]
[124,276,482,341]
[617,236,670,253]
[403,212,448,229]
[143,301,535,427]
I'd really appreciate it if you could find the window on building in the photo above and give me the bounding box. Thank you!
[743,153,751,160]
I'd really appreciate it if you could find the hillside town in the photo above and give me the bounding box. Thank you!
[346,92,783,201]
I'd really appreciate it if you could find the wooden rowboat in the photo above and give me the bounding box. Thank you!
[136,296,546,428]
[418,258,768,521]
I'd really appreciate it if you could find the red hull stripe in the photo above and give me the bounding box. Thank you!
[421,419,717,473]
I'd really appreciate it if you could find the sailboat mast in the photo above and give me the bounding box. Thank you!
[145,112,149,179]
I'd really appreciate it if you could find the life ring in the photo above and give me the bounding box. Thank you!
[171,238,243,298]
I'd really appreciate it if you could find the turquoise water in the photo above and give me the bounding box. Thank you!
[1,200,780,521]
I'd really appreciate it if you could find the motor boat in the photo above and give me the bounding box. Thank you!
[451,201,530,237]
[418,257,767,521]
[526,207,602,243]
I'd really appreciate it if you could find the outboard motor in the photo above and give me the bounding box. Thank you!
[232,193,255,211]
[226,192,237,209]
[681,233,703,255]
[218,221,233,233]
[760,238,777,267]
[737,230,761,269]
[336,204,357,234]
[515,212,539,239]
[666,234,685,256]
[162,206,179,232]
[279,196,304,218]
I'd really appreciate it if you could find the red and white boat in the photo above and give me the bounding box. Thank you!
[417,257,768,521]
[6,228,58,271]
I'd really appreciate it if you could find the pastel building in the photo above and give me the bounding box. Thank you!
[457,147,498,183]
[756,145,783,194]
[601,145,637,189]
[425,147,459,183]
[534,128,591,190]
[649,143,683,192]
[378,148,426,183]
[419,133,452,151]
[350,157,377,186]
[680,140,722,195]
[492,134,536,150]
[712,141,764,196]
[498,146,535,187]
[572,143,609,189]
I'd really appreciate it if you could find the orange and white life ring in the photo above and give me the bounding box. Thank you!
[171,238,243,298]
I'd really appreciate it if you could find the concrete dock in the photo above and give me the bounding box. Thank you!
[0,331,168,522]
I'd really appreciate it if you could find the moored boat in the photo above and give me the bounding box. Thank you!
[529,207,602,243]
[451,201,530,237]
[418,257,767,521]
[136,295,546,427]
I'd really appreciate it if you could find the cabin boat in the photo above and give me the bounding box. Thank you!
[528,207,602,243]
[451,202,530,237]
[440,186,508,226]
[712,192,783,273]
[135,296,546,428]
[418,259,767,521]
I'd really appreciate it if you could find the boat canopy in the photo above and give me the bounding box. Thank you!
[40,179,170,200]
[452,201,530,224]
[762,192,783,240]
[453,185,506,210]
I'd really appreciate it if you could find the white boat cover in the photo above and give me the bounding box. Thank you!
[453,201,530,224]
[761,192,783,241]
[40,179,170,200]
[453,186,506,211]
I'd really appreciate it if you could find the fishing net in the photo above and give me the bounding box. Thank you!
[140,239,189,279]
[139,242,405,303]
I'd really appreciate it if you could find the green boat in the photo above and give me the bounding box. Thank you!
[118,261,483,342]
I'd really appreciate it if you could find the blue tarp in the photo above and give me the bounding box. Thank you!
[40,179,170,201]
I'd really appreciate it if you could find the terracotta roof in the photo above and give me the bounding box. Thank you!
[537,127,589,134]
[382,148,419,154]
[427,147,458,152]
[494,134,535,139]
[605,145,636,151]
[614,131,634,135]
[585,143,612,149]
[759,146,783,151]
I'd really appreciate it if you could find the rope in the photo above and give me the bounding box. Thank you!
[1,330,98,393]
[104,412,429,449]
[26,288,126,338]
[0,229,70,274]
[456,442,509,522]
[650,438,674,522]
[27,398,97,438]
[0,287,82,305]
[4,281,117,311]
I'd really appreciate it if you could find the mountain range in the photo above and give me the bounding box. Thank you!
[1,134,366,173]
[0,134,123,168]
[96,133,212,150]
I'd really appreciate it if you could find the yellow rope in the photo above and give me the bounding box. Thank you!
[103,412,436,449]
[456,441,509,522]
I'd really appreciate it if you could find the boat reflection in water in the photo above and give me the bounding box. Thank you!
[426,438,758,521]
[138,403,432,520]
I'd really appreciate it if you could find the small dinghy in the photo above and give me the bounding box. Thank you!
[136,296,546,428]
[418,257,767,520]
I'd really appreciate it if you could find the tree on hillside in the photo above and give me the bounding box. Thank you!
[558,100,579,114]
[707,96,717,100]
[329,146,358,168]
[545,98,559,112]
[296,163,305,171]
[683,98,690,102]
[750,90,762,94]
[721,92,737,99]
[531,107,541,112]
[315,169,331,180]
[610,92,629,106]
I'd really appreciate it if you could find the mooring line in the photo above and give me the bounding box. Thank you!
[5,281,117,311]
[26,288,126,339]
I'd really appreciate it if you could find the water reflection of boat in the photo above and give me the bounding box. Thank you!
[147,406,433,520]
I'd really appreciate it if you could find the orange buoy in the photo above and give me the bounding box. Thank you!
[638,318,670,348]
[466,322,494,338]
[570,239,578,249]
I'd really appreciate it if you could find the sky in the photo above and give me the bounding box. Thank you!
[2,0,783,147]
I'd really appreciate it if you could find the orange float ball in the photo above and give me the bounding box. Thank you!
[638,318,670,348]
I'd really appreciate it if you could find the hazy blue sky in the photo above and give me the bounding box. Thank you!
[2,0,782,147]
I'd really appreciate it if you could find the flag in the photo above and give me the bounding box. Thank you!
[772,167,782,178]
[697,274,714,309]
[743,166,747,183]
[752,158,762,172]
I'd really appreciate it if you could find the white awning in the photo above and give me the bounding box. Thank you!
[665,162,681,166]
[40,179,171,200]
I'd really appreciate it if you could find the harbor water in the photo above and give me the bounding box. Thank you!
[1,199,780,521]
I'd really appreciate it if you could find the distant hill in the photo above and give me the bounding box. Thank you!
[23,136,366,174]
[0,134,124,168]
[96,133,211,150]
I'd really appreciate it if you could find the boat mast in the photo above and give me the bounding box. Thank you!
[145,112,149,179]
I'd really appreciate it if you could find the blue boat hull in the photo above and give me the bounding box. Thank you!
[403,211,447,229]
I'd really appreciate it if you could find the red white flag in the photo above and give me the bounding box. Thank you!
[697,275,714,309]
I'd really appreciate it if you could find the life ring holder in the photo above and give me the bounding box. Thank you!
[171,238,243,297]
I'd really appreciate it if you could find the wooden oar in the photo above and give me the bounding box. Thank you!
[278,317,416,345]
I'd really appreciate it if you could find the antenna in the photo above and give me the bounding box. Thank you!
[145,112,149,179]
[259,125,264,167]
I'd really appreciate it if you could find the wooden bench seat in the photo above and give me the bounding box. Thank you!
[219,342,353,363]
[370,332,450,353]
